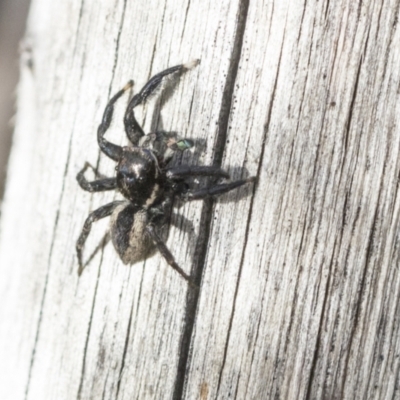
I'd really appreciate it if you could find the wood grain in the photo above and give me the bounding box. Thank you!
[0,0,400,399]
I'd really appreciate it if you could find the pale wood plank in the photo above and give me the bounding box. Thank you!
[185,0,400,399]
[1,0,400,399]
[0,0,245,399]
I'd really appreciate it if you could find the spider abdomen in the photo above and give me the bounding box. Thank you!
[110,202,154,264]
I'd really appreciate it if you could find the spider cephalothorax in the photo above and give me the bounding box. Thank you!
[76,60,255,287]
[116,147,162,206]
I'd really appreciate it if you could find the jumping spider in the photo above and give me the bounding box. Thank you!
[76,60,255,287]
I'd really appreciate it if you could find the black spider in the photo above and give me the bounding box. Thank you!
[76,60,255,287]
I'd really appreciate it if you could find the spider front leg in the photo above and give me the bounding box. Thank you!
[166,165,230,180]
[76,201,124,275]
[97,81,134,161]
[146,224,198,289]
[124,59,200,146]
[77,162,117,192]
[181,176,256,201]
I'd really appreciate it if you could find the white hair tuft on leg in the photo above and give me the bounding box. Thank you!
[183,59,200,70]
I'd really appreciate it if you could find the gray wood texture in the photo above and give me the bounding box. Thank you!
[1,0,400,399]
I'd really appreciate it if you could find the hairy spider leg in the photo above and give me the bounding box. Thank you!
[76,201,125,275]
[97,81,134,161]
[146,224,198,289]
[182,177,256,201]
[124,60,200,146]
[165,165,230,180]
[77,162,117,192]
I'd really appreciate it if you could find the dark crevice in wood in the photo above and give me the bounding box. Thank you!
[378,5,399,92]
[296,214,308,269]
[101,370,109,400]
[172,0,251,398]
[77,260,103,400]
[363,23,371,60]
[340,190,350,239]
[267,2,274,41]
[356,1,363,22]
[244,290,265,398]
[324,0,330,20]
[257,29,287,252]
[343,57,362,156]
[339,198,381,399]
[305,239,337,399]
[187,90,195,125]
[283,265,301,356]
[294,37,312,139]
[296,0,308,43]
[180,0,191,43]
[132,266,145,335]
[361,140,393,395]
[374,2,383,42]
[72,0,86,60]
[148,37,158,81]
[158,0,168,56]
[115,294,135,398]
[327,32,339,90]
[142,35,159,130]
[383,250,400,397]
[211,0,250,167]
[233,371,241,399]
[110,0,128,91]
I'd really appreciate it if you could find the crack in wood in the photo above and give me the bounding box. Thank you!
[171,1,252,399]
[77,260,103,399]
[305,238,337,399]
[110,0,128,93]
[115,291,135,398]
[5,0,400,398]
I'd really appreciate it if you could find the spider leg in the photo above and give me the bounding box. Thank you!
[77,201,124,275]
[79,161,108,178]
[124,60,200,146]
[181,177,256,201]
[98,81,134,161]
[165,165,230,180]
[146,224,198,289]
[77,162,117,192]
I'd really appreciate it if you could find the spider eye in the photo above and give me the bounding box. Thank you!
[119,171,135,185]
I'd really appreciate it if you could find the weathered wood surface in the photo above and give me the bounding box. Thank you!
[1,0,400,399]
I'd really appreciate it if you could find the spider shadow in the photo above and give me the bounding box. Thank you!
[215,165,255,204]
[80,231,110,274]
[169,212,197,258]
[148,68,194,134]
